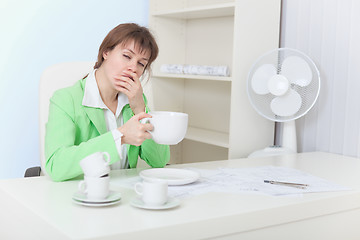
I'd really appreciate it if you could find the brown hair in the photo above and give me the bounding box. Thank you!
[94,23,158,73]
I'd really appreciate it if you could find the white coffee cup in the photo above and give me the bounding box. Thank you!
[80,152,110,177]
[134,180,168,206]
[141,111,188,145]
[78,175,110,200]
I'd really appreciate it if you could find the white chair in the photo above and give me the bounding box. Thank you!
[25,62,94,177]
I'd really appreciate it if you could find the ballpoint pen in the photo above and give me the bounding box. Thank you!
[264,180,309,189]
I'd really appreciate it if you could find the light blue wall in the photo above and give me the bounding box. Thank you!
[0,0,149,179]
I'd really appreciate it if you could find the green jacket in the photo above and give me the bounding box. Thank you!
[45,78,170,182]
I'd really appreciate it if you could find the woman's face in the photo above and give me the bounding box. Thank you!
[101,40,150,90]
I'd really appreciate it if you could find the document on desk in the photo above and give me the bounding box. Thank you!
[167,166,352,198]
[112,166,351,198]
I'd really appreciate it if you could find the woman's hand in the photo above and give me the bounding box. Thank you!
[118,112,153,146]
[114,70,145,115]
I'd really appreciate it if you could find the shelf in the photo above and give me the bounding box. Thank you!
[185,127,229,148]
[153,73,232,82]
[153,3,235,19]
[150,0,281,162]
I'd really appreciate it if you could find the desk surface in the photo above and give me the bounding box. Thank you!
[1,152,360,240]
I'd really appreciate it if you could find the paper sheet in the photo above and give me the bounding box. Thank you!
[112,166,351,198]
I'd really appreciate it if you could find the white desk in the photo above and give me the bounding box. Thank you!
[1,152,360,240]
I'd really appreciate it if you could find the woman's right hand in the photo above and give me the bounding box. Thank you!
[118,112,153,146]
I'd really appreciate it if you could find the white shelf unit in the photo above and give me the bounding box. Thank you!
[147,0,281,164]
[186,127,229,148]
[153,73,232,82]
[152,2,235,19]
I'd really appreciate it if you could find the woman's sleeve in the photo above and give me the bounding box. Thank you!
[139,140,170,167]
[45,89,120,182]
[138,95,170,167]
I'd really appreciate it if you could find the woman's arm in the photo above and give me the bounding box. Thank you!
[139,139,170,167]
[45,89,120,182]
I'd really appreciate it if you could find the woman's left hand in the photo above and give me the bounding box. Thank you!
[115,70,145,115]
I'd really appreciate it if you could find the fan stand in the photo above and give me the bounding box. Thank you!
[281,120,297,153]
[248,121,297,158]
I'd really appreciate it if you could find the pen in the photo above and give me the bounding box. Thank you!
[264,180,309,189]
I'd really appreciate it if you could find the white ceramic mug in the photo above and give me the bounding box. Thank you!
[134,180,168,206]
[78,175,110,200]
[80,152,110,177]
[141,111,188,145]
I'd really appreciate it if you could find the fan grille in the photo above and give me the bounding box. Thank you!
[247,48,320,122]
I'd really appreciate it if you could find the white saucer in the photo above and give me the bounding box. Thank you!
[130,197,180,210]
[72,191,121,207]
[72,198,121,207]
[139,168,200,185]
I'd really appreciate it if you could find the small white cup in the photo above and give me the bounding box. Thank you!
[141,111,188,145]
[78,175,110,200]
[135,180,168,206]
[80,152,110,177]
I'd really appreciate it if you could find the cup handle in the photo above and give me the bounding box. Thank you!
[102,152,111,165]
[134,182,143,196]
[140,118,153,136]
[78,181,87,194]
[140,117,151,124]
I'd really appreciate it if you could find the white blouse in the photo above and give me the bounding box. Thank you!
[82,69,128,169]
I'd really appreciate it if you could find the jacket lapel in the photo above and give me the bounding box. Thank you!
[79,78,107,135]
[83,106,107,135]
[122,105,133,123]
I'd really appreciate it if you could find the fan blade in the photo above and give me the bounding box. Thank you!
[270,89,302,117]
[251,64,277,95]
[281,56,312,87]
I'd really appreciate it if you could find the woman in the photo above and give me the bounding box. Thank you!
[45,23,170,181]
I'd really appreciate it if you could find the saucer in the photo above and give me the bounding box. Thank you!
[73,199,120,207]
[72,198,121,207]
[72,191,121,206]
[140,168,200,185]
[130,197,180,210]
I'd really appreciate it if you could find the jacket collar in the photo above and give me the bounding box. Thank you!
[79,71,106,134]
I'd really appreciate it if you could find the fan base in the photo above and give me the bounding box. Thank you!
[248,145,295,158]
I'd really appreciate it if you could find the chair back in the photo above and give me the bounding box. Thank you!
[39,62,94,175]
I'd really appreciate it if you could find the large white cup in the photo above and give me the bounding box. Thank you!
[80,152,110,177]
[78,175,110,200]
[141,111,188,145]
[134,180,168,206]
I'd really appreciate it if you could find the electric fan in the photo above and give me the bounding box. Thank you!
[247,48,320,157]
